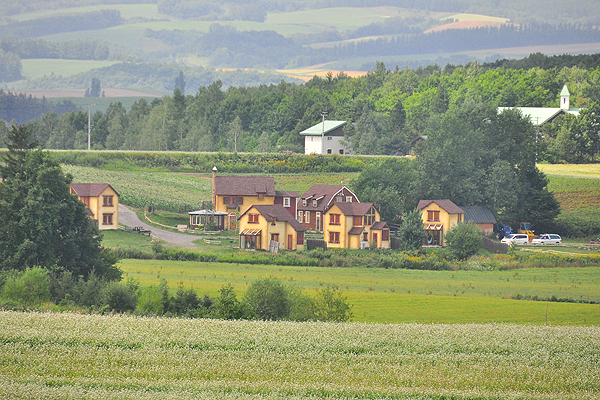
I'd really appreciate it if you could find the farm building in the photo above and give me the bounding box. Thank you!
[300,120,354,155]
[69,183,119,230]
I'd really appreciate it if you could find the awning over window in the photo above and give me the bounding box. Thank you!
[240,229,261,236]
[425,224,443,231]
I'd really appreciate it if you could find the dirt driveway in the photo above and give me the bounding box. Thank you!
[118,204,200,249]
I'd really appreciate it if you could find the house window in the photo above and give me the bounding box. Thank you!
[297,211,303,223]
[283,197,291,207]
[327,149,332,154]
[312,200,318,207]
[329,214,340,225]
[329,232,340,243]
[305,212,310,223]
[302,199,307,207]
[364,209,375,226]
[363,232,368,241]
[223,196,229,205]
[297,231,304,245]
[258,193,264,200]
[271,233,279,242]
[353,216,362,226]
[327,136,333,141]
[339,149,344,155]
[248,213,259,223]
[103,195,113,207]
[427,210,440,221]
[345,196,352,203]
[336,196,342,202]
[102,213,113,225]
[382,229,390,241]
[458,213,463,222]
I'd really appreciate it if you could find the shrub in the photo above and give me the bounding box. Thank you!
[136,286,165,316]
[397,209,425,251]
[244,278,291,321]
[1,267,50,307]
[102,282,137,313]
[445,222,482,260]
[212,283,247,319]
[312,286,353,322]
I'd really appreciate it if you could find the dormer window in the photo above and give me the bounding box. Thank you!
[302,199,307,207]
[312,200,318,207]
[346,196,353,203]
[336,196,342,202]
[283,197,290,207]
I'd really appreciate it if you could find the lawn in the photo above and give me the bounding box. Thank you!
[117,258,600,325]
[20,59,119,80]
[1,311,598,399]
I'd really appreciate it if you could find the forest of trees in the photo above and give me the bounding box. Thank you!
[2,60,599,166]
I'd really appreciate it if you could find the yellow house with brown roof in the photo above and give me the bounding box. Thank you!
[70,183,119,230]
[238,204,305,251]
[324,202,390,249]
[417,199,464,245]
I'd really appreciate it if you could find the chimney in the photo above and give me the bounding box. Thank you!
[212,166,217,209]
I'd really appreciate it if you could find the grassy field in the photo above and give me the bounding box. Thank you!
[115,258,600,325]
[20,59,120,80]
[1,311,598,399]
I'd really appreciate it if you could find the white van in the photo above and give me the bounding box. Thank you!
[501,234,529,245]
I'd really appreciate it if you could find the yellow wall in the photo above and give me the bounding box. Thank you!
[420,203,462,245]
[75,187,119,230]
[324,205,386,249]
[215,195,275,229]
[238,207,302,251]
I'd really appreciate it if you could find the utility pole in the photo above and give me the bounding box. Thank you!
[321,111,328,154]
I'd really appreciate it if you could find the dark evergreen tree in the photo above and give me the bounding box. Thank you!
[0,125,121,280]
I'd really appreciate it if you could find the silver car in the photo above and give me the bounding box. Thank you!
[531,234,562,245]
[501,234,529,245]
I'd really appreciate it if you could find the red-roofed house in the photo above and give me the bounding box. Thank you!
[70,183,119,230]
[297,184,359,232]
[417,199,464,245]
[238,204,305,251]
[323,202,390,249]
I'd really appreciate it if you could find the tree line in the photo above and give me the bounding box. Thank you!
[4,61,599,162]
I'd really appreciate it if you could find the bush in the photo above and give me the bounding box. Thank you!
[445,222,482,260]
[212,283,247,319]
[312,286,353,322]
[244,278,291,321]
[397,209,425,251]
[1,267,50,307]
[137,286,165,316]
[102,281,137,313]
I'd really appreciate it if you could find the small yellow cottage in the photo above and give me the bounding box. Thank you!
[70,183,119,230]
[238,204,305,251]
[417,199,464,245]
[323,202,390,249]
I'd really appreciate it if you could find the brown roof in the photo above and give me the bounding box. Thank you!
[275,190,299,198]
[333,202,374,216]
[299,184,358,212]
[370,221,389,230]
[417,199,464,214]
[214,176,275,197]
[243,204,305,232]
[70,183,119,197]
[348,226,364,235]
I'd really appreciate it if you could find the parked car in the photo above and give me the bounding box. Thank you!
[501,234,529,245]
[531,234,562,245]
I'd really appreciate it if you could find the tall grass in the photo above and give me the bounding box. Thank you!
[1,311,598,399]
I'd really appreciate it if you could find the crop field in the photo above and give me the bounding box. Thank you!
[63,165,212,212]
[538,164,600,215]
[20,59,119,80]
[117,259,600,325]
[1,311,598,399]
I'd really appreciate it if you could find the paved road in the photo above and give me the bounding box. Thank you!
[118,204,199,249]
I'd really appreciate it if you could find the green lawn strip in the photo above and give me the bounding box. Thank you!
[101,229,154,250]
[21,59,120,79]
[348,291,600,325]
[118,259,600,324]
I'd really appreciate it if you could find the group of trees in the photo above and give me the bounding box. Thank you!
[0,125,120,279]
[0,267,353,322]
[5,60,600,162]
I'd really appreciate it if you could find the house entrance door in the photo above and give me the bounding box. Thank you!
[288,234,293,250]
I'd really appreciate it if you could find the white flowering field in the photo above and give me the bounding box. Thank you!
[1,311,599,399]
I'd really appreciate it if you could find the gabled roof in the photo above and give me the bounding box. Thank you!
[348,226,364,235]
[299,184,359,212]
[370,221,389,230]
[275,190,300,198]
[497,107,580,126]
[241,204,305,232]
[333,202,374,216]
[300,120,347,136]
[560,84,570,96]
[460,206,497,224]
[214,176,276,197]
[417,200,464,214]
[70,183,119,197]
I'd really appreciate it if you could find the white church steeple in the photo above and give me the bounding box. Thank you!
[560,84,570,110]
